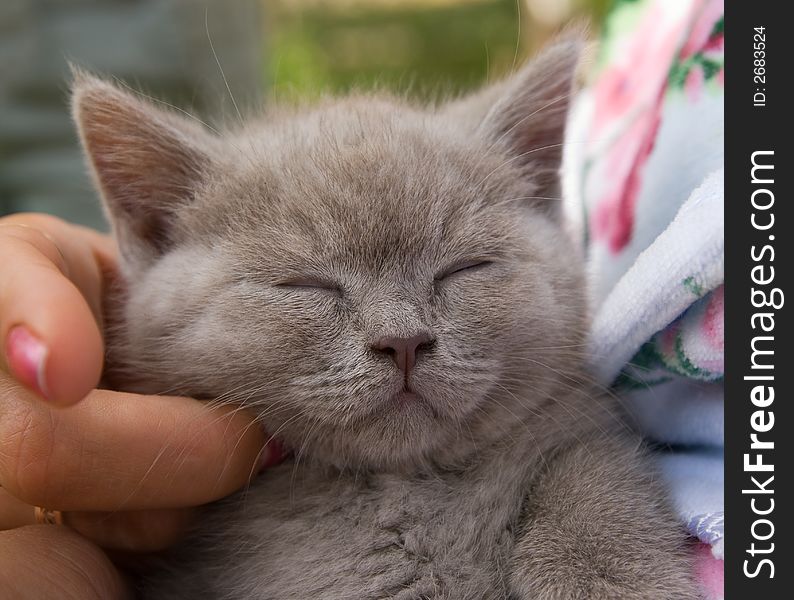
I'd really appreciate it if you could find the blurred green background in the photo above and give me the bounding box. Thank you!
[0,0,609,229]
[265,0,609,101]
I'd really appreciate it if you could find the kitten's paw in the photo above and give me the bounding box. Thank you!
[511,570,700,600]
[509,543,700,600]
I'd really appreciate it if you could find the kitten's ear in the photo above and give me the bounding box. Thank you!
[71,69,216,269]
[463,33,584,200]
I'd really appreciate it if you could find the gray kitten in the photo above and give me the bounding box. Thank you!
[72,36,696,600]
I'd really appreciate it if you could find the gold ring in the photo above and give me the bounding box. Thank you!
[34,506,64,525]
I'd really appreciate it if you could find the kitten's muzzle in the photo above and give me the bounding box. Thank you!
[371,332,435,381]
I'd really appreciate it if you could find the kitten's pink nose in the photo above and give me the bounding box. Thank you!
[372,333,435,379]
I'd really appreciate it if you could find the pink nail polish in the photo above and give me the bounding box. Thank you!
[5,326,49,400]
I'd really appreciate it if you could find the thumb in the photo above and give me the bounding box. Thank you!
[0,214,115,406]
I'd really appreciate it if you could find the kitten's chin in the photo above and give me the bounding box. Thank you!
[392,390,420,405]
[264,380,491,472]
[284,402,450,473]
[383,389,440,418]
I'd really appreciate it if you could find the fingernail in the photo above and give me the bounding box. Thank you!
[5,326,50,400]
[258,436,286,473]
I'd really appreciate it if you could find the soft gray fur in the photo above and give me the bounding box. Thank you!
[72,36,696,599]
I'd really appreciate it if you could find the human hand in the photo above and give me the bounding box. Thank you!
[0,213,277,598]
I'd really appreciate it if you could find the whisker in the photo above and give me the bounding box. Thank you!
[113,78,226,139]
[511,0,522,74]
[205,7,243,124]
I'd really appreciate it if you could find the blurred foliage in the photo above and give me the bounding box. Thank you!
[265,0,609,101]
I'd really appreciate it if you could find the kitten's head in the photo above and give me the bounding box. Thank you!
[73,37,586,471]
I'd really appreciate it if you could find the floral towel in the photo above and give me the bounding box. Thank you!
[562,0,724,597]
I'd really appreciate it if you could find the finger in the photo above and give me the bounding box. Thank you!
[0,213,117,406]
[0,384,269,511]
[66,508,196,553]
[0,489,195,553]
[0,487,32,530]
[0,525,130,600]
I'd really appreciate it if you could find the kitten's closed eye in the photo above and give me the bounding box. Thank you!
[436,260,492,281]
[276,278,342,295]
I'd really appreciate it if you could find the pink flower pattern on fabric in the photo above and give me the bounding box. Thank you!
[694,543,724,600]
[572,1,725,597]
[587,0,724,254]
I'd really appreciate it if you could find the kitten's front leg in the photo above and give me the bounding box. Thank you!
[508,435,697,600]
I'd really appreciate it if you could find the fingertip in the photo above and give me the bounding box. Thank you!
[4,326,50,401]
[2,277,104,407]
[183,403,270,499]
[45,299,105,406]
[0,216,110,407]
[221,405,269,474]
